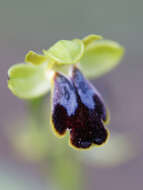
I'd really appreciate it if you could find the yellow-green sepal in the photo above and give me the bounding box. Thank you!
[83,34,103,48]
[25,50,49,65]
[8,63,51,99]
[46,39,84,64]
[79,40,124,79]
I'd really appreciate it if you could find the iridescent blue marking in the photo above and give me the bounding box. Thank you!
[53,73,78,116]
[71,67,105,110]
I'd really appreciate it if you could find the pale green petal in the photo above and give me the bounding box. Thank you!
[79,40,124,78]
[8,63,51,99]
[47,39,84,64]
[25,50,48,65]
[83,34,103,47]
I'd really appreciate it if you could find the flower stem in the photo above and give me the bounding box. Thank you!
[28,97,83,190]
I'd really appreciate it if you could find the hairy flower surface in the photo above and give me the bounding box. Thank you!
[51,66,109,149]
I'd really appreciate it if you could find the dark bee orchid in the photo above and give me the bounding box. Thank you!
[8,35,123,151]
[51,66,109,149]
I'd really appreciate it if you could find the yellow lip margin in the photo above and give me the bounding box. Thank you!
[50,72,67,138]
[103,106,111,125]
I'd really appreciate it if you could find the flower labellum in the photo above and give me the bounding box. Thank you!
[51,66,109,150]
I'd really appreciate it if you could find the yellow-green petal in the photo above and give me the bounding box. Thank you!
[79,40,124,79]
[47,39,84,64]
[25,51,48,65]
[8,63,51,99]
[83,34,103,48]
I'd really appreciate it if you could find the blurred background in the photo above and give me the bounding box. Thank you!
[0,0,143,189]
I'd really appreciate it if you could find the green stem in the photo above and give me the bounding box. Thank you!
[27,97,45,129]
[28,97,83,190]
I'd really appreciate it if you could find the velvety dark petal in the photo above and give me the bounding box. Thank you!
[69,66,109,148]
[51,72,78,136]
[92,128,108,145]
[51,68,109,149]
[51,104,68,136]
[71,66,108,123]
[68,98,108,149]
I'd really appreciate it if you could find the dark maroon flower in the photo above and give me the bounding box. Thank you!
[51,66,109,149]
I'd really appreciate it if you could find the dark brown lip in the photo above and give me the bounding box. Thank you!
[51,67,109,149]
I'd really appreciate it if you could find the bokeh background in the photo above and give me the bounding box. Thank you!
[0,0,143,189]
